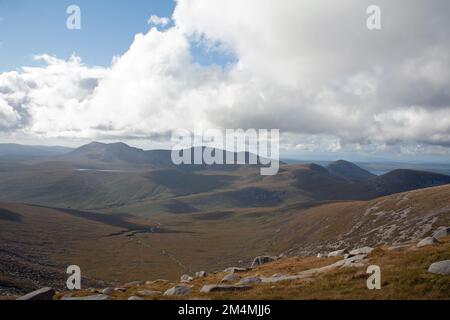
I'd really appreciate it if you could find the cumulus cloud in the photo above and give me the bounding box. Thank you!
[0,0,450,158]
[148,15,170,27]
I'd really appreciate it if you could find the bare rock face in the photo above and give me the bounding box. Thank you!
[163,285,191,296]
[428,260,450,275]
[433,227,450,240]
[417,237,440,248]
[200,284,252,293]
[251,256,277,268]
[17,287,55,300]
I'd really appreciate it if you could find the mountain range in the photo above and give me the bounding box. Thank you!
[1,141,450,295]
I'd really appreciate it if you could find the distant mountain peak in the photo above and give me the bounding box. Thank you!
[326,160,375,182]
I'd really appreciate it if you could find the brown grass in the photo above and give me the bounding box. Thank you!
[55,237,450,300]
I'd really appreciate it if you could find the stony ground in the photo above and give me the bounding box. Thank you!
[6,232,448,301]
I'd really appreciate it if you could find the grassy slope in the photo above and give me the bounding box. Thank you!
[55,237,450,300]
[1,185,449,296]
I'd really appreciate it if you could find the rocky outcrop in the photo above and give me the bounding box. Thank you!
[428,260,450,275]
[417,237,439,248]
[17,287,55,300]
[200,284,252,293]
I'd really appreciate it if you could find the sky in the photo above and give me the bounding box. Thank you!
[0,0,450,162]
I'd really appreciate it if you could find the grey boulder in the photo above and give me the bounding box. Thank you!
[221,273,241,283]
[417,237,439,248]
[433,227,450,240]
[428,260,450,275]
[17,287,55,300]
[349,247,374,256]
[251,256,277,268]
[180,274,194,282]
[195,271,208,278]
[223,267,248,273]
[200,285,252,293]
[163,285,192,296]
[101,287,114,295]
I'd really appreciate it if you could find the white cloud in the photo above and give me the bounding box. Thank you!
[147,15,170,27]
[0,0,450,159]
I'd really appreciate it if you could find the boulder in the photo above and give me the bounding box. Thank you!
[428,260,450,275]
[17,287,55,301]
[128,296,144,300]
[163,285,191,296]
[349,247,374,256]
[433,227,450,240]
[417,237,440,248]
[317,253,325,259]
[223,267,248,273]
[180,274,194,282]
[101,287,114,295]
[195,271,208,278]
[221,273,241,283]
[200,285,252,293]
[238,277,262,285]
[61,294,109,300]
[345,254,367,263]
[251,256,277,268]
[327,249,349,257]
